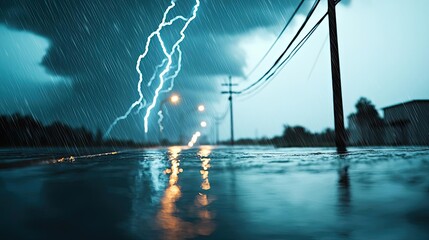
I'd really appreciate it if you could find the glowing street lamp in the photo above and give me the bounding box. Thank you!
[170,94,180,104]
[179,104,206,145]
[161,93,180,106]
[158,94,180,143]
[198,104,205,112]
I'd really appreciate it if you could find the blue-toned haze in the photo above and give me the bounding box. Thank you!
[0,0,428,142]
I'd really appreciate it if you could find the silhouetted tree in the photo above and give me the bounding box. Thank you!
[348,97,385,145]
[0,114,144,148]
[355,97,383,125]
[274,125,335,147]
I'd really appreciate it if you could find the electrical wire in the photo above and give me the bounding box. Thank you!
[245,0,305,79]
[238,11,328,99]
[237,0,343,98]
[306,33,329,82]
[237,29,319,99]
[237,0,321,94]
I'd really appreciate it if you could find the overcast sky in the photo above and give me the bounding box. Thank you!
[1,0,428,142]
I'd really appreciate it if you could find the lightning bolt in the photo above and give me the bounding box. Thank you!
[147,59,168,87]
[105,0,200,138]
[134,99,146,115]
[157,110,164,133]
[161,46,182,93]
[143,0,200,133]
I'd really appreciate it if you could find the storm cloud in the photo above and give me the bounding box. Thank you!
[0,0,312,141]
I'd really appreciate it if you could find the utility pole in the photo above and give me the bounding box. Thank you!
[221,76,239,145]
[328,0,347,153]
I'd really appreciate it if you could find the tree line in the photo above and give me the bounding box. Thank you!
[232,97,383,147]
[0,113,145,148]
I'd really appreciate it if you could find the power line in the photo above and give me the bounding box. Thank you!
[266,0,343,83]
[237,0,343,98]
[245,0,305,79]
[237,0,321,94]
[306,33,329,82]
[238,10,328,99]
[237,28,319,99]
[266,12,328,82]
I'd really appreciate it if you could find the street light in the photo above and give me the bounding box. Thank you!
[160,93,180,107]
[158,93,180,145]
[170,94,180,104]
[179,104,206,145]
[198,104,205,112]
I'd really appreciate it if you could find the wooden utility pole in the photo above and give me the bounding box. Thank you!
[221,76,239,145]
[328,0,347,153]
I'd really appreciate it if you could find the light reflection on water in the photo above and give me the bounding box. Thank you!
[156,146,186,240]
[0,146,429,239]
[155,146,215,240]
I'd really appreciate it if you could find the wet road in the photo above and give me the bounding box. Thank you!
[1,146,429,239]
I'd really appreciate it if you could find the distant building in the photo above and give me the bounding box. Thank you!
[347,114,363,145]
[383,100,429,145]
[347,99,429,146]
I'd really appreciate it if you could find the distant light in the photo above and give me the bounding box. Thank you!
[170,94,180,104]
[200,121,207,128]
[187,131,201,148]
[198,105,205,112]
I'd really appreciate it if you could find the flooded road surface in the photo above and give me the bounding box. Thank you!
[1,146,429,239]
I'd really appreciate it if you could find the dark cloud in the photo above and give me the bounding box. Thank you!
[0,0,303,141]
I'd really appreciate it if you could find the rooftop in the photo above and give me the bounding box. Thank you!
[382,100,429,110]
